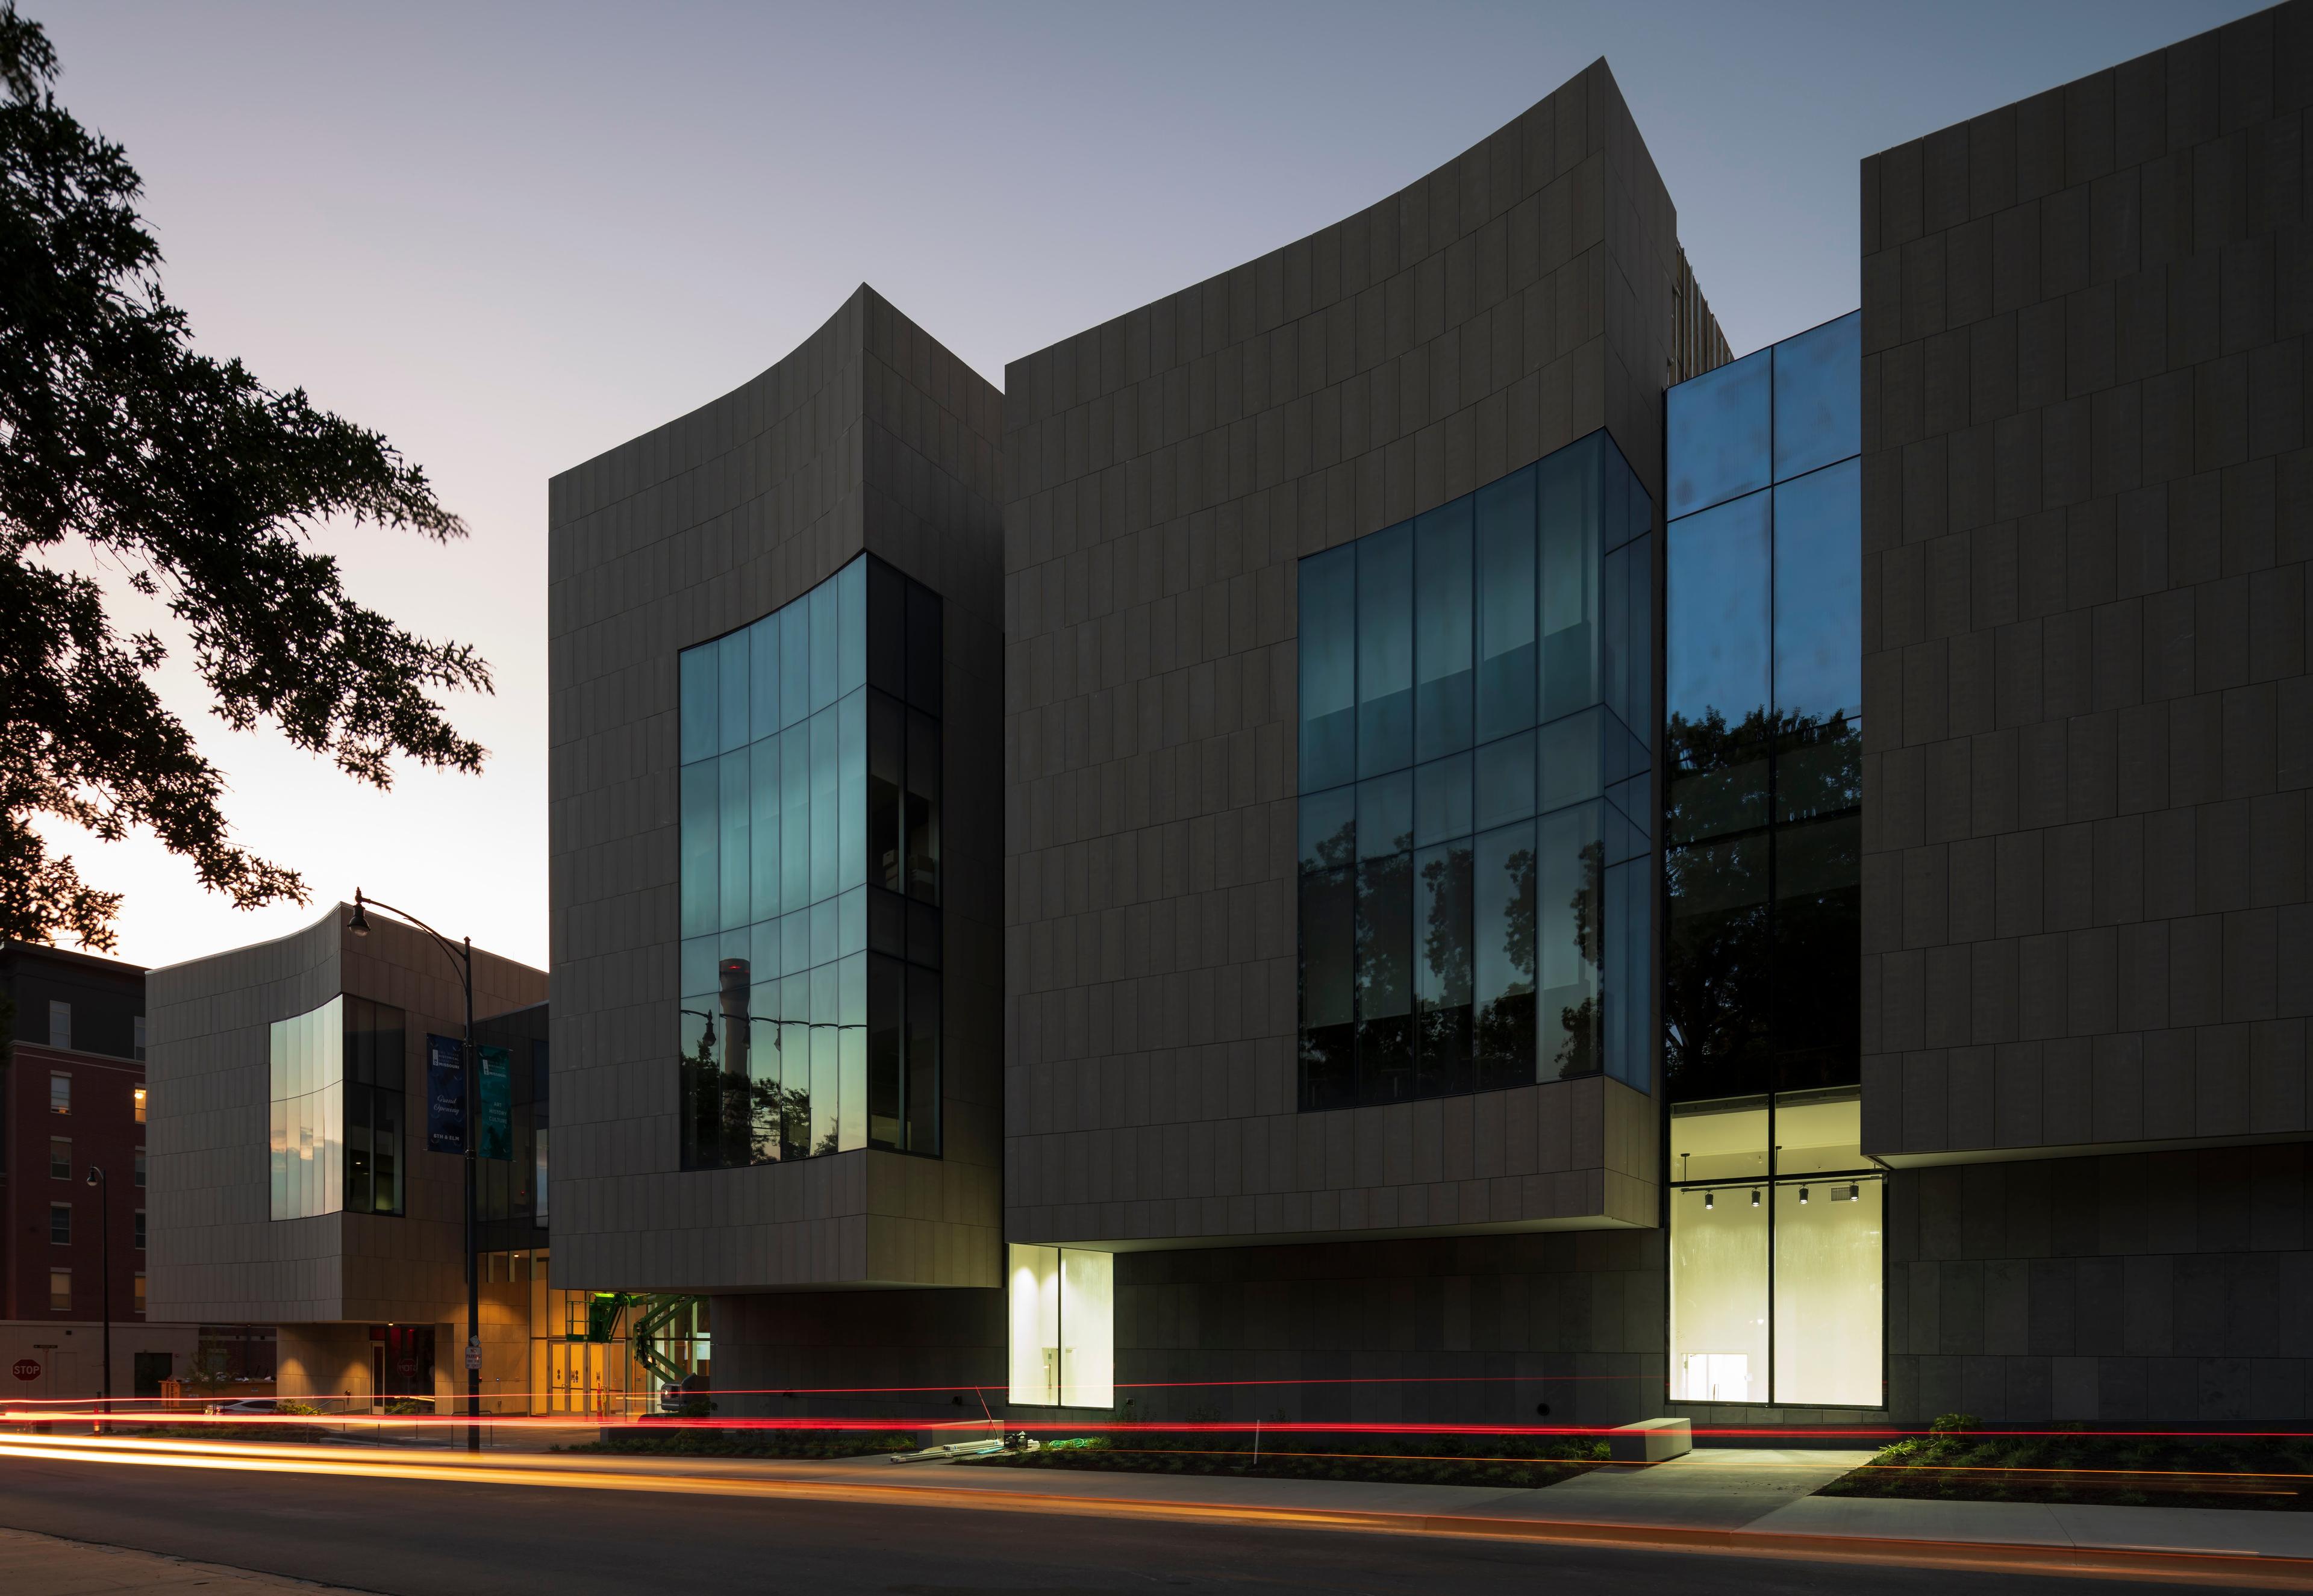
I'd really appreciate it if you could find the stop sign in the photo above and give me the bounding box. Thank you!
[11,1359,39,1381]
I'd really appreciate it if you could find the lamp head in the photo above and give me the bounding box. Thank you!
[85,1167,99,1187]
[348,891,370,937]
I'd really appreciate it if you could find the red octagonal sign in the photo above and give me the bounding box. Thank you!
[10,1359,39,1382]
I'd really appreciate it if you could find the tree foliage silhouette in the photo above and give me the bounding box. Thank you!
[0,5,489,949]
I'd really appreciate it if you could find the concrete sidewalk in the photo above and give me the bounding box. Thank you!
[1760,1494,2313,1560]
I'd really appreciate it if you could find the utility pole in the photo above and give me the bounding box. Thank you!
[84,1165,110,1432]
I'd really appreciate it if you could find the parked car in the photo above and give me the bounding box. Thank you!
[204,1398,282,1416]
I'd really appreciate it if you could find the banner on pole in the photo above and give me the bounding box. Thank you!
[478,1044,512,1160]
[426,1033,464,1153]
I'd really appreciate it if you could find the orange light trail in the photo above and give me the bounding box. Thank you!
[15,1403,2313,1445]
[1,1432,2308,1588]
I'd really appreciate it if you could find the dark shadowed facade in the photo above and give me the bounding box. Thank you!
[1858,5,2313,1422]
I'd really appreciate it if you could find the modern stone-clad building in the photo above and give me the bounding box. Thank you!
[145,2,2313,1434]
[544,284,1010,1392]
[145,907,550,1409]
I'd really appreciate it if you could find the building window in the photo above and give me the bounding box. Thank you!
[270,994,407,1220]
[50,1138,70,1179]
[1668,1089,1881,1407]
[49,1268,70,1312]
[50,1203,71,1244]
[1663,311,1861,1103]
[676,554,943,1169]
[134,1147,146,1188]
[134,1273,146,1315]
[134,1015,147,1061]
[49,1070,69,1114]
[134,1085,148,1123]
[48,999,70,1050]
[1007,1244,1113,1408]
[134,1209,146,1250]
[1296,432,1656,1110]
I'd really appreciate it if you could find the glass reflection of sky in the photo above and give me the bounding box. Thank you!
[1773,457,1861,721]
[1666,346,1770,520]
[1666,489,1770,728]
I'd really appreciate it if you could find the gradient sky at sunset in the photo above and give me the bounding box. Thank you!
[30,0,2253,970]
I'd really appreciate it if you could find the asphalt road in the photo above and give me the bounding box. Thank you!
[0,1449,2273,1596]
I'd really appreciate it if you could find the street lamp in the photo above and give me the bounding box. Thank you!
[349,888,481,1454]
[84,1165,109,1431]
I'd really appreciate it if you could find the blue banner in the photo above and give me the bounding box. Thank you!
[426,1034,465,1153]
[478,1044,512,1160]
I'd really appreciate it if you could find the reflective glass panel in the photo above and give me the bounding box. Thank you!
[1538,441,1597,723]
[1666,346,1771,519]
[749,611,781,743]
[717,631,749,755]
[1412,754,1471,849]
[1354,771,1413,861]
[1665,490,1771,734]
[1771,311,1861,483]
[1472,821,1535,1088]
[1473,730,1535,833]
[1773,458,1862,724]
[1475,467,1537,741]
[1299,787,1355,876]
[679,646,716,764]
[1413,497,1473,762]
[1355,523,1414,777]
[1297,546,1356,791]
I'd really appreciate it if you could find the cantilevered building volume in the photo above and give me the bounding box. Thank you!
[146,1,2313,1431]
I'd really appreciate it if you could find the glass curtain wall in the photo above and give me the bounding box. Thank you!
[678,555,943,1169]
[1664,310,1874,1408]
[270,994,406,1220]
[1297,429,1655,1111]
[1664,310,1862,1105]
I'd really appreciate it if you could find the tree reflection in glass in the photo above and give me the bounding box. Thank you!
[1414,841,1473,1096]
[1473,824,1536,1089]
[1662,705,1860,1102]
[1550,836,1605,1079]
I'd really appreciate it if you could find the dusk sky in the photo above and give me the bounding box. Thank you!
[33,0,2253,971]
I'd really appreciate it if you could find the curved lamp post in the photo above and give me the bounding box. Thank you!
[348,889,481,1454]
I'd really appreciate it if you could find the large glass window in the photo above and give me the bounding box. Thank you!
[270,994,407,1220]
[473,1005,549,1233]
[1007,1243,1114,1409]
[1668,1089,1880,1407]
[678,555,941,1169]
[1297,430,1654,1109]
[1665,311,1861,1105]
